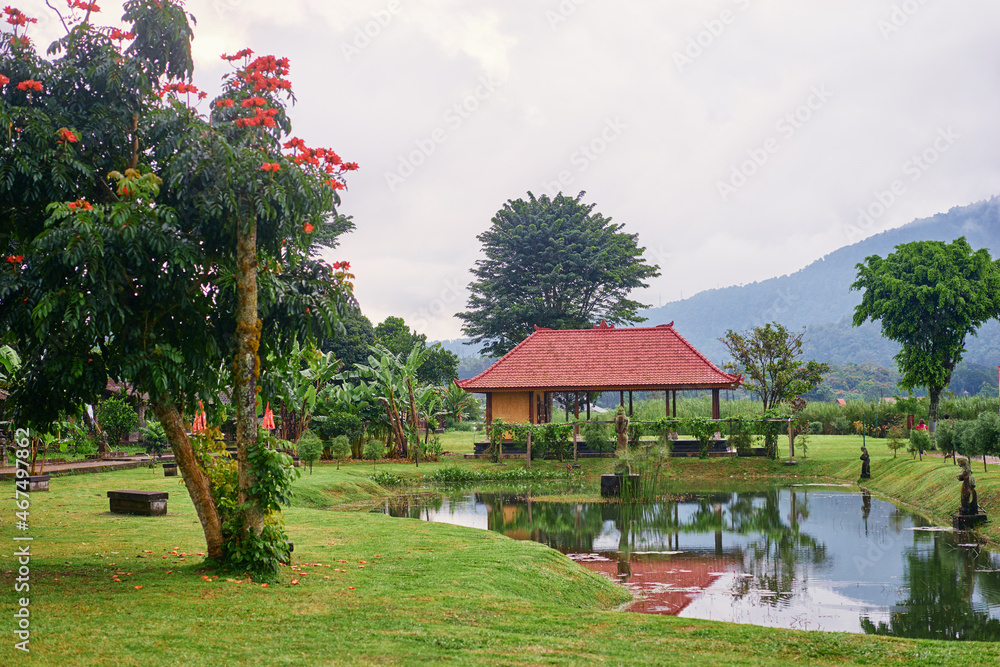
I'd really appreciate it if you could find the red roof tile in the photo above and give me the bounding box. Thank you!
[456,322,741,392]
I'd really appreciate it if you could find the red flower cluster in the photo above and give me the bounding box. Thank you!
[325,179,345,191]
[16,79,42,92]
[331,261,350,271]
[108,28,134,41]
[58,128,79,143]
[240,96,267,107]
[4,6,36,26]
[0,74,8,85]
[161,81,207,99]
[222,48,254,62]
[5,254,23,264]
[303,223,314,233]
[281,137,357,190]
[67,1,101,12]
[260,162,280,172]
[214,98,235,108]
[235,107,278,128]
[67,199,93,211]
[237,56,292,93]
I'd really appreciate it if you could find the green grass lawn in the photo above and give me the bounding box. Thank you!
[3,435,999,665]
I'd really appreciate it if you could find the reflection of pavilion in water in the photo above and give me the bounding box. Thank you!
[479,494,749,616]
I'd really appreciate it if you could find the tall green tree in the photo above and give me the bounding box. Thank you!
[459,192,660,357]
[0,3,356,576]
[321,307,375,371]
[720,323,829,412]
[851,238,1000,432]
[374,316,458,384]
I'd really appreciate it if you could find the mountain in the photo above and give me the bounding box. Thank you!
[639,197,1000,365]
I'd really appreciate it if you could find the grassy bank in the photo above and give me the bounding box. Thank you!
[3,437,1000,665]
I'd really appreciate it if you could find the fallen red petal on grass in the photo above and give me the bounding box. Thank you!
[338,560,347,563]
[359,560,367,564]
[162,556,168,559]
[323,576,330,580]
[348,587,355,590]
[197,552,205,556]
[144,550,153,554]
[134,585,143,590]
[165,571,172,574]
[261,583,268,588]
[374,554,382,558]
[290,579,299,585]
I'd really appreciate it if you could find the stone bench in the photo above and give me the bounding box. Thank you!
[162,463,178,477]
[108,490,168,516]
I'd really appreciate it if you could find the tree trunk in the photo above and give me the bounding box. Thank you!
[928,386,941,437]
[235,215,263,537]
[153,401,224,559]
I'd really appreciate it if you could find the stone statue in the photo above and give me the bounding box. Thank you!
[958,458,979,516]
[859,446,871,479]
[614,406,629,451]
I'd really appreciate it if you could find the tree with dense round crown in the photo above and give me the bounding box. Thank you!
[852,238,1000,433]
[0,2,357,578]
[459,191,660,358]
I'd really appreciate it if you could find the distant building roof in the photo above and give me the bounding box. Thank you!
[456,321,742,392]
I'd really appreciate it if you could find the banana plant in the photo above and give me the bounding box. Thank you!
[265,340,342,444]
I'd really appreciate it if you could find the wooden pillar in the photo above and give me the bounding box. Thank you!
[619,391,624,407]
[528,391,534,424]
[573,393,580,461]
[665,390,669,417]
[526,430,531,469]
[628,391,633,417]
[712,389,720,420]
[672,390,677,418]
[486,393,493,426]
[586,393,591,420]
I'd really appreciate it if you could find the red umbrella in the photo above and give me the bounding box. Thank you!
[262,403,276,430]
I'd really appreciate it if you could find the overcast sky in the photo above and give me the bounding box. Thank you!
[25,0,1000,343]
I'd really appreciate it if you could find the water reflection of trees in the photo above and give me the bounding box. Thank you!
[725,490,826,606]
[861,531,1000,641]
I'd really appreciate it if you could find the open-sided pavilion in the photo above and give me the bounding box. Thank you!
[456,321,742,424]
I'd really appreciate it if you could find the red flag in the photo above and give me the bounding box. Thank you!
[262,403,276,430]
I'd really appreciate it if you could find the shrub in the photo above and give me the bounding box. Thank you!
[369,470,403,487]
[297,430,324,474]
[908,428,931,460]
[98,395,138,446]
[886,425,905,458]
[729,421,754,456]
[935,421,956,460]
[329,435,351,469]
[363,439,385,461]
[426,465,563,484]
[808,421,823,435]
[424,435,443,461]
[447,420,475,432]
[833,416,849,435]
[582,419,615,453]
[140,420,169,458]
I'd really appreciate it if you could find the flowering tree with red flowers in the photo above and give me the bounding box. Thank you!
[0,2,357,578]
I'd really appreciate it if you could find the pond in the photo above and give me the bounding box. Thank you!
[376,486,1000,640]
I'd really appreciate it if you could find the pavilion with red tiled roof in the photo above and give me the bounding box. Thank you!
[456,321,742,425]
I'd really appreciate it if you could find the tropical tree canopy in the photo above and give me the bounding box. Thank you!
[0,2,357,576]
[459,191,660,358]
[852,237,1000,431]
[720,322,829,413]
